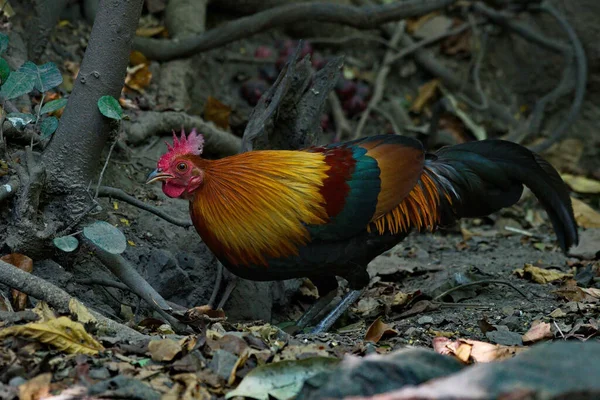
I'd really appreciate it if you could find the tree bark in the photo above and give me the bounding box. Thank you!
[41,0,144,215]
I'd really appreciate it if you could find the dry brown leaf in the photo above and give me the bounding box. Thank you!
[1,253,33,311]
[164,373,212,400]
[203,96,232,130]
[433,337,525,364]
[410,79,440,113]
[561,174,600,194]
[18,373,51,400]
[441,29,472,56]
[391,291,410,308]
[129,50,148,66]
[522,321,553,343]
[125,63,152,92]
[513,263,572,284]
[406,11,440,33]
[185,305,226,322]
[571,197,600,228]
[148,338,183,362]
[32,301,57,322]
[0,316,104,355]
[553,279,598,303]
[582,287,600,298]
[68,298,96,325]
[364,317,398,344]
[135,25,165,37]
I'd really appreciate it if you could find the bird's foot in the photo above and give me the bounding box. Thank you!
[310,289,363,334]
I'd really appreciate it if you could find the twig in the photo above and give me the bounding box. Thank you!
[529,1,586,152]
[0,259,147,342]
[87,243,190,333]
[94,137,118,200]
[372,105,402,134]
[329,93,352,142]
[133,0,457,61]
[77,278,130,291]
[554,320,565,340]
[386,21,478,65]
[96,186,193,228]
[352,21,406,139]
[432,279,530,302]
[307,33,402,51]
[32,93,46,148]
[457,16,489,110]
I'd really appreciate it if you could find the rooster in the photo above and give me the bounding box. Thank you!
[147,129,578,333]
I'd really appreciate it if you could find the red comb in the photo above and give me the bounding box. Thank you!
[157,128,204,169]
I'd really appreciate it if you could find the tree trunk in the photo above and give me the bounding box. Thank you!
[41,0,144,215]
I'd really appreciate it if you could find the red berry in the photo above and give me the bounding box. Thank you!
[320,113,331,131]
[335,78,357,101]
[254,46,273,59]
[343,95,367,117]
[355,81,372,101]
[240,79,269,106]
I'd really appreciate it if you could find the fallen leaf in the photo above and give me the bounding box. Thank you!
[412,15,453,40]
[68,298,96,325]
[1,253,33,311]
[406,11,440,34]
[582,287,600,299]
[32,301,57,321]
[203,96,232,130]
[164,373,212,400]
[364,317,398,344]
[125,63,152,92]
[553,279,598,303]
[433,337,526,364]
[549,308,567,318]
[391,291,410,308]
[571,197,600,228]
[441,27,472,56]
[353,296,381,317]
[148,338,182,362]
[561,174,600,194]
[522,321,553,343]
[513,263,572,284]
[225,357,339,400]
[135,25,165,37]
[410,79,440,113]
[129,50,148,66]
[0,316,104,355]
[18,373,51,400]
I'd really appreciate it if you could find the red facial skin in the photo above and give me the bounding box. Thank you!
[160,159,204,200]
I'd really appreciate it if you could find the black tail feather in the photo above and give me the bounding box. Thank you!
[426,140,578,252]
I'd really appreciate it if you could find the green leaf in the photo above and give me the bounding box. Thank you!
[97,95,123,120]
[0,58,9,83]
[53,236,79,253]
[225,357,339,400]
[40,116,59,139]
[6,112,34,129]
[40,98,67,114]
[0,33,8,54]
[0,71,35,99]
[83,221,127,255]
[19,61,63,92]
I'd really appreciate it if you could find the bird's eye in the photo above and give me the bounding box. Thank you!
[176,162,187,172]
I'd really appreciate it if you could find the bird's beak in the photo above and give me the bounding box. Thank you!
[146,169,173,184]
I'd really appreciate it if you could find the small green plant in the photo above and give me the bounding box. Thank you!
[0,32,66,140]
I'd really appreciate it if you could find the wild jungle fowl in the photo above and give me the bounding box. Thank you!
[147,129,578,333]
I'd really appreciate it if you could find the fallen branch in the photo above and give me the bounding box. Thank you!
[329,93,352,142]
[87,243,190,333]
[0,259,147,342]
[97,186,193,228]
[123,111,241,156]
[133,0,457,61]
[353,21,405,140]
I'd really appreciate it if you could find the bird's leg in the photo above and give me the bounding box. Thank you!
[295,289,338,330]
[207,261,238,311]
[216,274,238,310]
[310,289,364,334]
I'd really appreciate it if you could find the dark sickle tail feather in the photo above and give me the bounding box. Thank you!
[425,139,578,252]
